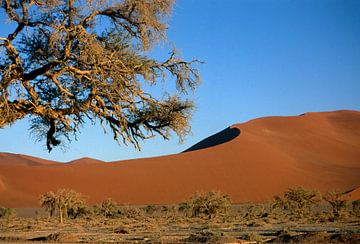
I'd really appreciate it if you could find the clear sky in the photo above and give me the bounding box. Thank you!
[0,0,359,162]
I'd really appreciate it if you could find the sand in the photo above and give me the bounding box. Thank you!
[0,110,359,207]
[342,187,360,201]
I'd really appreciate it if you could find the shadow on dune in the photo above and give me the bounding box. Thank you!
[183,127,241,153]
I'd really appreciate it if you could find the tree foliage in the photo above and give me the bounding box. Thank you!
[39,188,86,223]
[39,190,57,218]
[98,198,119,218]
[352,200,360,217]
[0,206,15,219]
[0,0,200,151]
[273,187,321,218]
[181,191,231,219]
[324,191,348,218]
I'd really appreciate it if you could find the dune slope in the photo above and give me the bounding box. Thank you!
[0,110,359,207]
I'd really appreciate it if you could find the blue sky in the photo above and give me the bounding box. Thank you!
[0,0,359,162]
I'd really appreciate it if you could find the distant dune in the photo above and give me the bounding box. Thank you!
[0,110,359,207]
[342,187,360,201]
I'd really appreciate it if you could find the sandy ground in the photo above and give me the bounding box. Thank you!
[1,212,359,243]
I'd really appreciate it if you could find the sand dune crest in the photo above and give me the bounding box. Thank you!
[0,110,359,207]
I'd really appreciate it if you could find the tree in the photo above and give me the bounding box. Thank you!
[40,189,86,223]
[273,187,321,218]
[0,0,200,152]
[99,198,119,218]
[182,191,231,219]
[324,191,347,219]
[39,190,57,218]
[0,206,15,219]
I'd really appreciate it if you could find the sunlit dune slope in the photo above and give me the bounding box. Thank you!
[0,110,359,207]
[0,153,57,166]
[342,187,360,201]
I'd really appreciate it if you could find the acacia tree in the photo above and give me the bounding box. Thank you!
[99,198,118,218]
[273,187,321,218]
[40,189,86,223]
[324,191,347,218]
[39,190,56,218]
[0,0,200,151]
[183,191,231,219]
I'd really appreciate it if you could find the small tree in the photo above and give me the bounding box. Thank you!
[99,198,119,218]
[56,189,86,223]
[40,189,86,223]
[324,191,348,219]
[39,191,57,218]
[352,200,360,217]
[274,187,321,219]
[0,0,200,152]
[183,191,231,219]
[0,206,15,219]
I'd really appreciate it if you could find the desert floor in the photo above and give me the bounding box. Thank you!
[1,205,359,243]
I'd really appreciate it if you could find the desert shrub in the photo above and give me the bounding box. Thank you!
[273,187,321,219]
[114,225,129,234]
[270,228,300,242]
[28,232,78,242]
[98,198,119,218]
[39,189,86,223]
[352,200,360,217]
[118,205,144,219]
[317,213,328,222]
[161,205,173,213]
[324,191,348,219]
[144,205,158,215]
[183,191,231,219]
[241,203,270,221]
[67,205,91,219]
[0,206,15,219]
[67,200,87,220]
[39,191,57,218]
[184,229,224,243]
[178,202,190,212]
[240,232,263,242]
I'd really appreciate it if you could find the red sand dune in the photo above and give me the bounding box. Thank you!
[0,110,359,207]
[341,187,360,201]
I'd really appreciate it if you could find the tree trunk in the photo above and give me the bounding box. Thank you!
[59,206,63,224]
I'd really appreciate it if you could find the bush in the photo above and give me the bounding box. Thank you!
[240,232,263,242]
[184,229,224,243]
[118,205,144,219]
[178,202,190,212]
[352,200,360,217]
[324,191,348,219]
[67,206,91,219]
[273,187,321,218]
[182,191,231,219]
[144,205,158,215]
[98,198,119,218]
[39,191,57,218]
[242,203,270,220]
[0,206,15,219]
